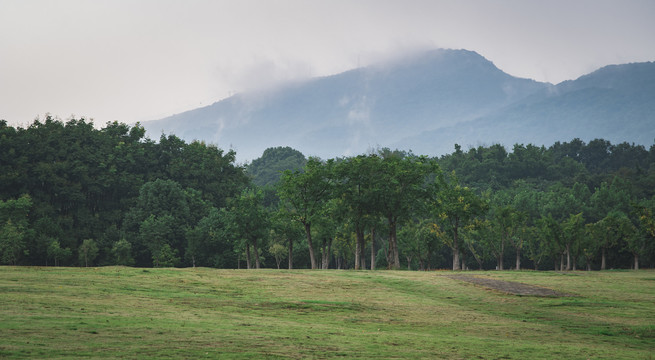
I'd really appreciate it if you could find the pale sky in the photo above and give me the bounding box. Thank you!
[1,0,654,127]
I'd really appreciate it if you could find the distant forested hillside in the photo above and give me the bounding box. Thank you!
[246,146,306,187]
[1,118,654,270]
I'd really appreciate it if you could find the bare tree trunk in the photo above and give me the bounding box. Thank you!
[572,255,577,271]
[634,253,639,270]
[515,248,520,271]
[246,244,251,269]
[355,233,361,270]
[357,228,366,270]
[305,222,317,269]
[389,218,400,269]
[452,221,460,270]
[252,240,260,269]
[370,227,376,271]
[566,243,571,271]
[601,247,606,270]
[560,253,565,271]
[406,256,412,270]
[321,238,332,269]
[288,238,293,270]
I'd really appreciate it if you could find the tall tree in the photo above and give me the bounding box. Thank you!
[278,158,333,269]
[78,239,99,267]
[226,188,270,269]
[270,207,304,269]
[334,155,378,270]
[431,172,487,270]
[562,213,585,270]
[0,194,32,265]
[376,152,439,269]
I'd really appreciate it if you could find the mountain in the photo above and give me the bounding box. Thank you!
[142,49,548,161]
[141,49,655,161]
[395,61,655,155]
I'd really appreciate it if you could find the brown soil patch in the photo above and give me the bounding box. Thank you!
[444,274,574,297]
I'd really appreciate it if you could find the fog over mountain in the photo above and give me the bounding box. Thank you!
[142,49,655,161]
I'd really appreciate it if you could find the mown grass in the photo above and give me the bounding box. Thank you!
[1,267,653,359]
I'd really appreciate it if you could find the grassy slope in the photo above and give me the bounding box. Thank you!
[0,267,653,359]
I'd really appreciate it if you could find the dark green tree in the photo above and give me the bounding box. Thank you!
[278,157,333,269]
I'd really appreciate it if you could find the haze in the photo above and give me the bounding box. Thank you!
[1,0,654,127]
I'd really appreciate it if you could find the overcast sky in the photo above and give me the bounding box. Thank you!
[1,0,654,127]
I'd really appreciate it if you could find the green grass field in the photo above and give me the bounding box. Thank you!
[1,267,653,359]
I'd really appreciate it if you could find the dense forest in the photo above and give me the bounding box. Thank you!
[1,117,654,270]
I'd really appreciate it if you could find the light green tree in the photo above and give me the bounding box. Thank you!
[112,238,134,266]
[78,239,99,267]
[431,172,487,270]
[47,240,71,267]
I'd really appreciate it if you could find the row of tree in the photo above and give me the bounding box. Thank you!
[1,118,654,270]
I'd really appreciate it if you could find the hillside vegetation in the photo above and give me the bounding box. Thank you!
[1,117,655,271]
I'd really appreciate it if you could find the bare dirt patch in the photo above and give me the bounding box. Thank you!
[444,274,574,297]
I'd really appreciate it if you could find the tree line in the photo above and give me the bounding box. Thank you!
[1,118,654,270]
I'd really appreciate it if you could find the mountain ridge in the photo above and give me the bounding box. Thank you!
[141,49,654,161]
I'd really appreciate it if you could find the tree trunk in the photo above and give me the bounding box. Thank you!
[601,247,606,270]
[252,240,260,269]
[406,256,412,270]
[321,238,332,270]
[355,233,361,270]
[320,238,326,269]
[586,259,591,271]
[245,244,251,269]
[305,222,317,269]
[515,248,520,271]
[634,253,639,270]
[565,243,571,271]
[560,253,565,271]
[288,238,293,270]
[388,216,400,269]
[572,255,577,271]
[370,227,376,271]
[497,236,505,270]
[356,227,366,270]
[452,219,460,270]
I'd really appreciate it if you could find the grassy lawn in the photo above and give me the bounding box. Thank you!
[1,267,653,359]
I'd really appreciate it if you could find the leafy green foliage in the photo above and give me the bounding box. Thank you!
[2,114,655,269]
[247,146,306,187]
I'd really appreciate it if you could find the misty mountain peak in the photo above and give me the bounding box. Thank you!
[142,49,654,161]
